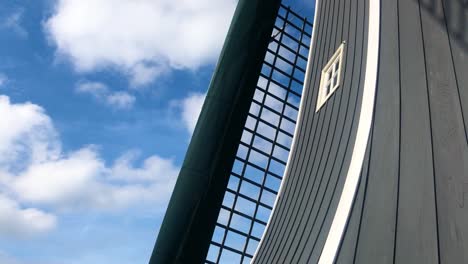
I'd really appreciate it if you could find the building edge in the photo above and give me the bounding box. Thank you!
[148,1,281,263]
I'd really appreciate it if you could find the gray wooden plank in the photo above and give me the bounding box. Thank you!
[395,0,439,262]
[295,0,368,261]
[276,0,348,261]
[420,0,468,263]
[353,0,400,262]
[440,0,468,142]
[253,0,390,262]
[335,140,371,264]
[267,0,336,258]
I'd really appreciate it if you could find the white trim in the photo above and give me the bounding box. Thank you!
[318,0,380,263]
[316,43,346,112]
[250,1,322,261]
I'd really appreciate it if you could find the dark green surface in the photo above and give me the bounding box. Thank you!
[148,1,281,263]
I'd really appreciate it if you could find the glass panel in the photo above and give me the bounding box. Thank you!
[217,209,230,226]
[290,80,303,94]
[260,108,280,126]
[212,226,226,244]
[223,192,236,208]
[277,131,292,147]
[256,205,272,223]
[232,159,244,175]
[244,165,264,184]
[264,174,281,191]
[207,245,220,262]
[230,213,252,234]
[245,116,257,131]
[280,118,295,135]
[227,176,240,191]
[253,136,273,154]
[248,149,268,169]
[240,181,261,200]
[219,250,242,264]
[284,104,298,120]
[334,60,340,72]
[246,239,260,256]
[249,102,261,117]
[333,73,339,90]
[253,89,265,103]
[264,95,283,113]
[260,190,277,208]
[273,145,289,162]
[257,121,276,139]
[235,197,256,217]
[236,145,248,160]
[257,76,268,89]
[267,82,287,99]
[241,130,253,144]
[251,222,265,239]
[207,5,311,262]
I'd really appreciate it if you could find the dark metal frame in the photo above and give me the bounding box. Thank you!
[149,1,282,263]
[206,5,313,264]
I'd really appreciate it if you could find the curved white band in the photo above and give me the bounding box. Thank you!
[318,0,380,263]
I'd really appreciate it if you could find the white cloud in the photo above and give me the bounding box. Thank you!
[129,63,166,87]
[110,151,179,182]
[76,81,136,109]
[106,92,136,109]
[0,96,59,170]
[176,92,206,134]
[13,148,177,210]
[13,147,104,207]
[0,195,56,238]
[0,95,179,236]
[75,81,107,95]
[45,0,237,85]
[0,9,28,38]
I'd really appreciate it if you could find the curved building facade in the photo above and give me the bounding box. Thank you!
[255,0,468,263]
[150,0,468,263]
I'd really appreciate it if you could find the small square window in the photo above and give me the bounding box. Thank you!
[316,42,346,111]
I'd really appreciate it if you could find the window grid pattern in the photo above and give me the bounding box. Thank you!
[316,43,345,112]
[206,5,312,264]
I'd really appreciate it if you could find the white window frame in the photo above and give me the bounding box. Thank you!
[316,42,346,112]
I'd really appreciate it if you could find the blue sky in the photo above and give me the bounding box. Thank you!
[0,0,313,263]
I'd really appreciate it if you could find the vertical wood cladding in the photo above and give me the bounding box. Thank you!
[254,0,467,263]
[253,0,369,261]
[358,0,468,263]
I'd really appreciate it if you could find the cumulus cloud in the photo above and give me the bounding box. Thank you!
[13,148,177,210]
[110,151,179,182]
[76,81,136,109]
[175,92,206,134]
[0,195,56,238]
[0,95,179,236]
[0,96,59,170]
[45,0,237,85]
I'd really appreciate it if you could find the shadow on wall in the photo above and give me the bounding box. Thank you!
[419,0,467,51]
